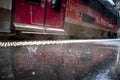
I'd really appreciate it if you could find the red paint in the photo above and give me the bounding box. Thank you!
[45,0,66,28]
[14,0,66,29]
[66,0,82,21]
[14,0,45,26]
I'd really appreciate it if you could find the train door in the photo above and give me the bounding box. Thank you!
[14,0,46,31]
[14,0,66,33]
[45,0,66,32]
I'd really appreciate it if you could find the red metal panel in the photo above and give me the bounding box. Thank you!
[45,0,66,28]
[66,0,82,21]
[14,0,46,26]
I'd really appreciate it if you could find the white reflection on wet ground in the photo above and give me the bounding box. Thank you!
[94,69,111,80]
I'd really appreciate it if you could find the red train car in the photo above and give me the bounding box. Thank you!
[0,0,119,39]
[13,0,119,38]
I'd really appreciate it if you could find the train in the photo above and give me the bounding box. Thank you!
[0,0,120,39]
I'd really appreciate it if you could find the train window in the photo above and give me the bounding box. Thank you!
[51,0,62,12]
[82,13,95,24]
[26,0,40,6]
[80,0,90,4]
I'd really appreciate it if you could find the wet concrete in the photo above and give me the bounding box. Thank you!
[0,40,120,80]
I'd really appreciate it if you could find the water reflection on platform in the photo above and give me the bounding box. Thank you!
[0,39,120,80]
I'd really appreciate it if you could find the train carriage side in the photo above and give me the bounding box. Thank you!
[0,0,120,39]
[64,0,119,38]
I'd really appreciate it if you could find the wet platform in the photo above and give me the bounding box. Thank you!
[0,39,120,80]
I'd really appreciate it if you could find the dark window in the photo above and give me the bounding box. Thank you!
[26,0,40,6]
[52,0,62,12]
[82,13,95,24]
[80,0,90,4]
